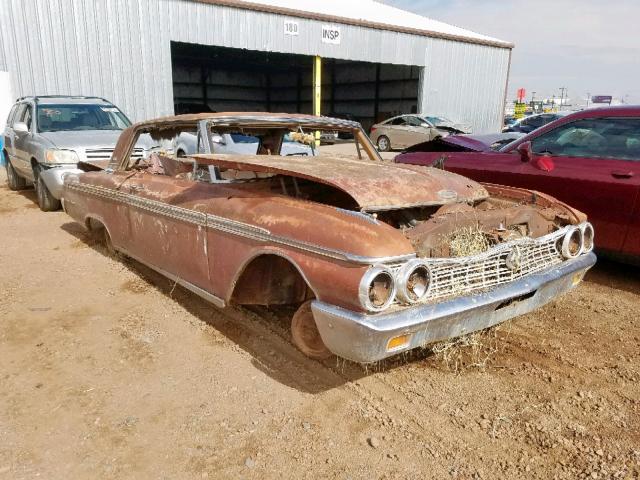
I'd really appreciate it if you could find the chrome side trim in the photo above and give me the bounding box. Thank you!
[117,247,226,308]
[65,181,413,265]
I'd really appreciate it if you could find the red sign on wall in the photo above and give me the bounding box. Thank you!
[517,88,526,102]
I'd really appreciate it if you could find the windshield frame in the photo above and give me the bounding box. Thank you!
[205,119,382,162]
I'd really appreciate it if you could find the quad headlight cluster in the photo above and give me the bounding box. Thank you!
[359,260,432,313]
[359,222,595,313]
[559,222,594,259]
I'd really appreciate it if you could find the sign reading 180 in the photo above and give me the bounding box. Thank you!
[322,25,341,45]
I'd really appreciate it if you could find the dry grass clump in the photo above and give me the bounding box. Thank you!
[448,226,491,257]
[429,325,506,373]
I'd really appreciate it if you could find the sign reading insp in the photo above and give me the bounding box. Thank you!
[321,25,341,44]
[284,20,299,36]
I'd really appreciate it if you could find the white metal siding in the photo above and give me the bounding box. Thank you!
[420,38,510,133]
[0,0,510,131]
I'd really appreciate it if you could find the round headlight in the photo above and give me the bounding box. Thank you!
[581,222,595,253]
[396,260,432,304]
[561,226,583,258]
[359,266,396,312]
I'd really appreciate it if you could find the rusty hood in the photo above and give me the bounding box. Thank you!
[191,154,488,212]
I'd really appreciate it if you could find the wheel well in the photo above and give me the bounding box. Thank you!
[85,217,111,239]
[86,217,105,231]
[230,254,314,306]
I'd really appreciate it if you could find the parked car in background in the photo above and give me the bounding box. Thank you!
[422,115,472,134]
[174,131,316,157]
[62,112,594,362]
[328,112,358,139]
[402,132,525,154]
[396,106,640,262]
[370,114,447,151]
[2,95,135,211]
[503,115,518,129]
[504,112,568,134]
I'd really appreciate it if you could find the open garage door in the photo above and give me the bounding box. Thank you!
[171,42,420,131]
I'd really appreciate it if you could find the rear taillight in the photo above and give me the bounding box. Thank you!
[370,127,377,134]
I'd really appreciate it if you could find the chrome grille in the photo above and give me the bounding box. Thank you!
[392,228,567,303]
[85,147,143,161]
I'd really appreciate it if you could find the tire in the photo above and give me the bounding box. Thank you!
[376,135,391,152]
[291,300,332,361]
[5,157,27,191]
[36,171,61,211]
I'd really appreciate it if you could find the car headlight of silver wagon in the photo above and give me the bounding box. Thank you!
[45,149,80,164]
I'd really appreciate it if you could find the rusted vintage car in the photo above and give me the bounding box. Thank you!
[61,113,596,363]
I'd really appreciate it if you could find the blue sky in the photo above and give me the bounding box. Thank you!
[382,0,640,104]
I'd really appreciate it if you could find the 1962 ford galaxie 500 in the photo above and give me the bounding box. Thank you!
[61,113,596,363]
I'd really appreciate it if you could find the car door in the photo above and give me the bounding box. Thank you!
[120,127,212,290]
[384,117,412,148]
[9,103,32,177]
[624,194,640,258]
[3,104,18,161]
[403,116,437,147]
[15,103,37,178]
[524,116,640,253]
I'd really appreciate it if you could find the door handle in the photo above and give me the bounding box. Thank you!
[611,170,634,179]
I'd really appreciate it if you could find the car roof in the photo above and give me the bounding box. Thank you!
[569,105,640,117]
[132,112,362,130]
[380,114,415,124]
[16,96,114,105]
[501,105,640,152]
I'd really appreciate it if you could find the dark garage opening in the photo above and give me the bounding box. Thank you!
[171,42,420,131]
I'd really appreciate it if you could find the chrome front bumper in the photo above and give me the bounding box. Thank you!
[312,252,596,363]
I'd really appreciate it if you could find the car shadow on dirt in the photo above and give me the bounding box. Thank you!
[60,221,431,393]
[584,256,640,295]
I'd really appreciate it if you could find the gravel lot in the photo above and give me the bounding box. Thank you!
[0,168,638,479]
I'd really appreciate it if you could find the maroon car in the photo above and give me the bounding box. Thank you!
[396,106,640,262]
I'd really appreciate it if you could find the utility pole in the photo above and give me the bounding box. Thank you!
[586,92,590,108]
[531,91,537,112]
[559,87,567,109]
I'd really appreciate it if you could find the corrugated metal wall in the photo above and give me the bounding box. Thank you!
[421,38,510,133]
[0,0,510,131]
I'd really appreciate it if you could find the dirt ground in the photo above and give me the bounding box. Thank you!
[0,169,638,480]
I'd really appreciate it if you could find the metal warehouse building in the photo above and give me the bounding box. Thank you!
[0,0,513,133]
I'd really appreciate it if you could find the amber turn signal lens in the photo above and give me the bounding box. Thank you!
[572,271,585,286]
[387,333,412,352]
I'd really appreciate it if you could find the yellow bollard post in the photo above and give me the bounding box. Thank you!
[313,55,322,148]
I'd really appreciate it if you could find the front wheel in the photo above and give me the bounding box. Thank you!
[36,173,61,211]
[291,300,332,360]
[6,158,27,191]
[376,135,391,152]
